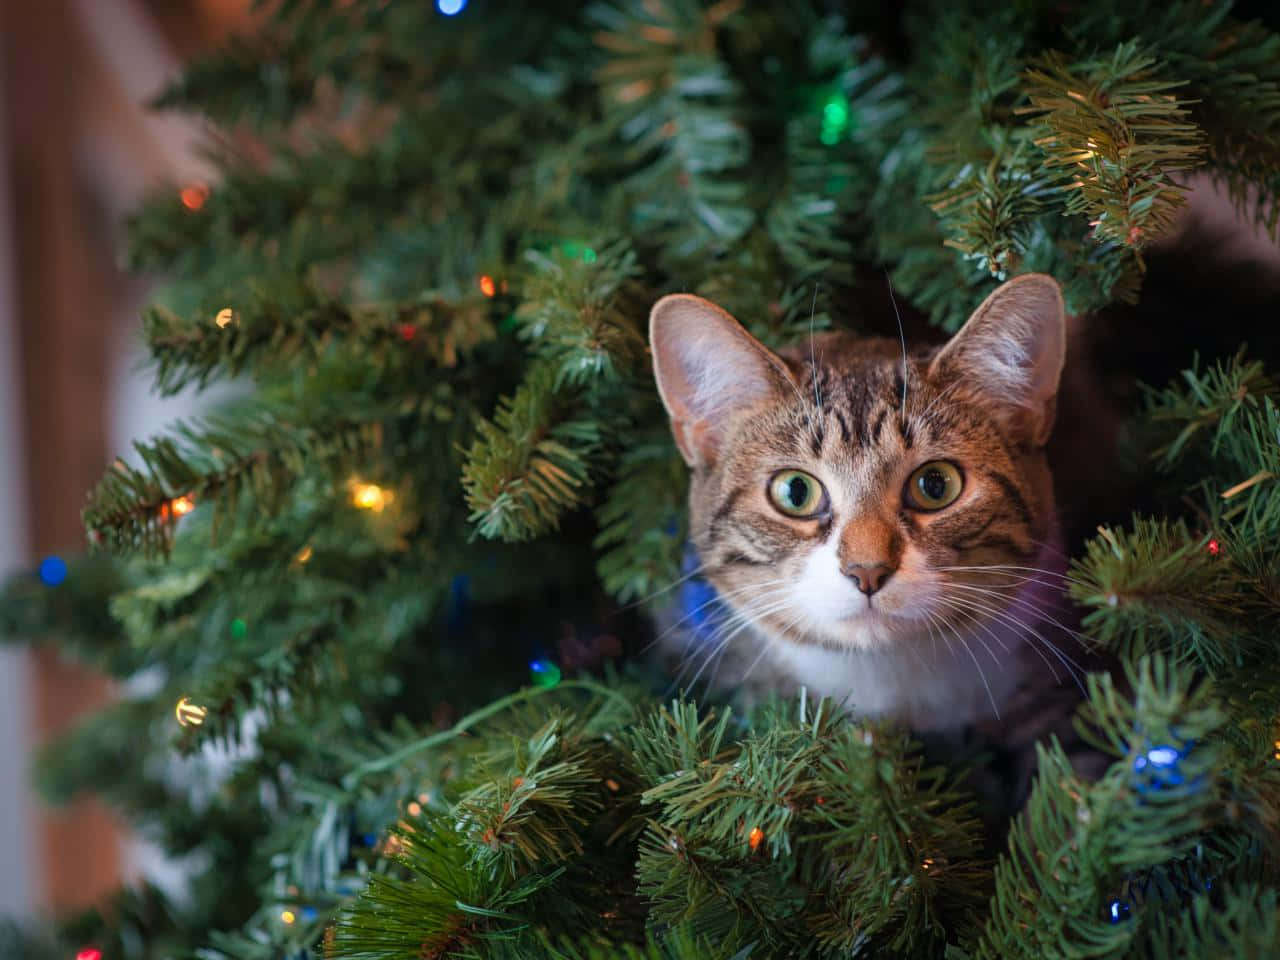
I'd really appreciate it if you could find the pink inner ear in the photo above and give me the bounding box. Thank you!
[669,419,714,467]
[929,275,1066,447]
[650,294,796,468]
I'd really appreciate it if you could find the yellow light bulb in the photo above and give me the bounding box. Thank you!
[351,482,391,512]
[171,494,196,517]
[281,910,296,924]
[175,696,208,727]
[215,307,235,328]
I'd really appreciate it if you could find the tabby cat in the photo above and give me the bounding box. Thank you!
[650,275,1086,741]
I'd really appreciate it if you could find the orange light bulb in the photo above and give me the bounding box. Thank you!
[180,183,209,210]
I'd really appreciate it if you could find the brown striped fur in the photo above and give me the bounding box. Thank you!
[651,275,1078,731]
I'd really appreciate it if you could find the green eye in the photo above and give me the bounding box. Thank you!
[906,461,963,510]
[768,470,827,517]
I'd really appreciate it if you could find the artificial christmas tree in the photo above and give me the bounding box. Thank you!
[4,1,1280,957]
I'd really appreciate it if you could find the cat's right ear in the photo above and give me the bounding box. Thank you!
[650,294,797,469]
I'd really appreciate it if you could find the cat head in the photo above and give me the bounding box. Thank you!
[650,275,1066,653]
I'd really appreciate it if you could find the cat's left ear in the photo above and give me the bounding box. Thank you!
[650,294,798,468]
[928,274,1066,448]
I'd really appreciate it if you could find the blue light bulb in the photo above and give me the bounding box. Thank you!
[1146,746,1179,767]
[39,555,68,586]
[437,0,467,15]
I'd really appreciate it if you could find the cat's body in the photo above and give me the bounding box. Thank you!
[651,276,1087,741]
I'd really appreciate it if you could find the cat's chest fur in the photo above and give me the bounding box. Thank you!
[764,635,1032,731]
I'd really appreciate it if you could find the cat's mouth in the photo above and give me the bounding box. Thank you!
[770,604,926,654]
[775,599,916,641]
[833,603,914,627]
[830,589,914,621]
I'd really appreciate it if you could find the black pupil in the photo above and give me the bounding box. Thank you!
[920,468,948,501]
[787,476,809,507]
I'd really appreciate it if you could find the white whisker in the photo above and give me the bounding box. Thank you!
[885,268,908,421]
[616,558,714,613]
[931,594,1061,685]
[931,592,1086,691]
[939,606,1000,720]
[809,281,823,414]
[680,597,795,691]
[945,581,1092,651]
[911,375,966,424]
[937,563,1084,587]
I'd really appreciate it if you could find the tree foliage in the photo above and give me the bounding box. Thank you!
[5,2,1280,959]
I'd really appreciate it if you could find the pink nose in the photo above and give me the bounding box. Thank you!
[842,563,895,596]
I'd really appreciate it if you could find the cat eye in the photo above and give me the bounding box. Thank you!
[768,470,828,518]
[905,461,963,511]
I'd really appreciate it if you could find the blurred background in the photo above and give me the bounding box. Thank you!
[3,0,1280,927]
[0,0,255,918]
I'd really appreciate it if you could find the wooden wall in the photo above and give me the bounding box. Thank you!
[0,0,121,910]
[0,0,253,912]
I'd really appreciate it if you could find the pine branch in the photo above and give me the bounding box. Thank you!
[518,929,756,960]
[150,2,403,128]
[1021,43,1206,254]
[453,714,606,878]
[1142,349,1280,470]
[687,243,834,347]
[1131,883,1280,959]
[871,125,997,332]
[1019,213,1144,311]
[929,131,1055,279]
[916,15,1044,282]
[1170,14,1280,243]
[132,64,581,323]
[761,19,904,286]
[590,0,754,259]
[464,243,645,543]
[626,696,983,956]
[144,290,495,397]
[1068,517,1245,671]
[1140,352,1280,553]
[516,241,647,389]
[972,657,1226,959]
[803,717,986,956]
[83,396,385,556]
[462,358,610,542]
[0,553,135,673]
[594,436,687,604]
[1073,2,1280,242]
[331,813,561,960]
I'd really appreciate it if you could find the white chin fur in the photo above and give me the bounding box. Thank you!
[793,534,922,650]
[750,539,1065,731]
